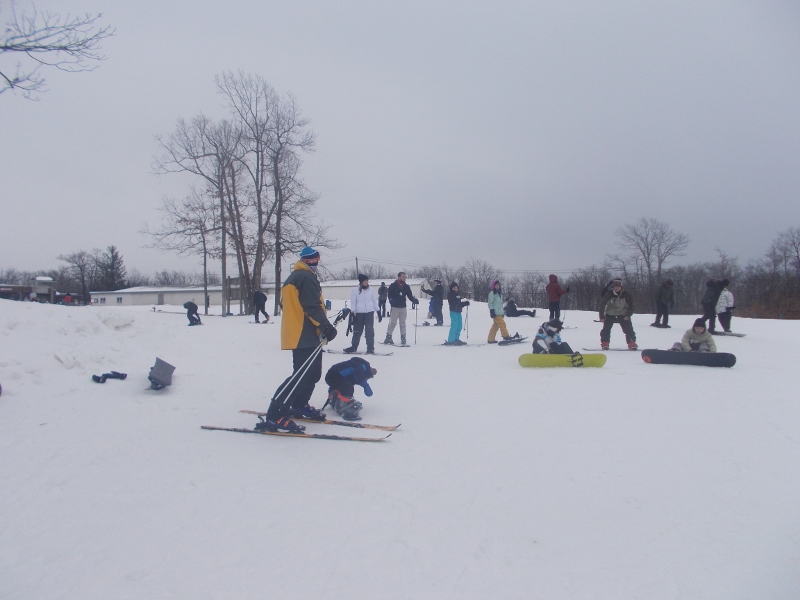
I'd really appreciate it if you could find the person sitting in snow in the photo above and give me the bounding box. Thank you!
[532,319,574,354]
[323,357,378,421]
[504,297,536,318]
[671,318,717,353]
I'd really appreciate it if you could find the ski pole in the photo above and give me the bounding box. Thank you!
[465,305,469,340]
[270,342,324,409]
[414,301,418,344]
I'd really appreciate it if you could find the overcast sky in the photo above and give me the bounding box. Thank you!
[2,0,800,279]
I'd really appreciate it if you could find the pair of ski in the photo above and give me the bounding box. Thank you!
[201,409,399,442]
[325,349,394,356]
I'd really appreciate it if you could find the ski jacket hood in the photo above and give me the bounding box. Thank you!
[548,274,558,283]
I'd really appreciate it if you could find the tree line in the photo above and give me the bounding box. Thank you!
[327,221,800,320]
[0,245,217,305]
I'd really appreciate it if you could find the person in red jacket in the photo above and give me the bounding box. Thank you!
[545,274,569,320]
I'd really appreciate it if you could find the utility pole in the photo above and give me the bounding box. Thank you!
[355,256,359,277]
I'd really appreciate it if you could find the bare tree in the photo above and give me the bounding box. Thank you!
[1,3,114,98]
[143,187,221,314]
[154,114,242,315]
[57,249,93,304]
[615,218,690,286]
[461,258,496,301]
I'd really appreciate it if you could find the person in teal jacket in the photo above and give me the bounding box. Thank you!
[487,280,518,343]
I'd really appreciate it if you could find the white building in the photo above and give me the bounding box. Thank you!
[89,284,277,308]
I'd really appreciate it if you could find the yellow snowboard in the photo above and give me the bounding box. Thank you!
[518,353,606,368]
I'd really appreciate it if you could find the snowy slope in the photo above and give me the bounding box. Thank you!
[1,299,799,599]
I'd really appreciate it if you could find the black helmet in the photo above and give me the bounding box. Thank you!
[546,319,563,334]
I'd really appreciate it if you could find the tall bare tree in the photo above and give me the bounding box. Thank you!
[615,218,690,286]
[142,187,221,314]
[1,3,114,98]
[57,250,93,304]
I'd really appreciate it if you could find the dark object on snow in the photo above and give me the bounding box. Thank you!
[641,349,736,368]
[148,358,176,390]
[92,371,127,384]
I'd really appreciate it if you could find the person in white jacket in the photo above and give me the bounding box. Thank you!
[344,274,381,354]
[715,279,735,333]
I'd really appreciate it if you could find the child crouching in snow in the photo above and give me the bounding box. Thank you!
[671,318,717,353]
[323,357,378,421]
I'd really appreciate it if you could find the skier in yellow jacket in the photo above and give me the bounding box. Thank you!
[257,247,338,433]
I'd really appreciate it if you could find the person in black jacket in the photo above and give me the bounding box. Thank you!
[183,301,201,326]
[504,298,536,318]
[700,279,724,333]
[377,282,388,318]
[421,278,445,325]
[652,279,675,328]
[252,289,269,323]
[444,282,470,345]
[383,272,419,346]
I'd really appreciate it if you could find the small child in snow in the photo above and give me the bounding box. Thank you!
[532,319,574,354]
[323,357,378,421]
[671,318,717,353]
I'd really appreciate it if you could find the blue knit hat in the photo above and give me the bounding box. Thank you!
[299,246,320,264]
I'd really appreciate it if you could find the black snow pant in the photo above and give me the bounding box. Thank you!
[324,370,356,399]
[600,315,636,344]
[379,298,387,318]
[432,303,443,325]
[548,301,561,320]
[508,308,536,317]
[254,304,269,322]
[532,341,574,354]
[654,301,670,326]
[349,312,375,352]
[717,310,732,332]
[701,302,717,333]
[187,309,201,325]
[266,345,323,420]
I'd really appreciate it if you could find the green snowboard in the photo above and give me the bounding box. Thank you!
[518,352,607,368]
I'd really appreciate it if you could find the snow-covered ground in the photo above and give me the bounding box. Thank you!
[1,298,798,599]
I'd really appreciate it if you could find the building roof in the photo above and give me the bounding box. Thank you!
[319,278,427,288]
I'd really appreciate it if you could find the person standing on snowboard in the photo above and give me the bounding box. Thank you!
[344,274,380,354]
[253,288,269,323]
[545,274,569,320]
[715,279,735,333]
[701,279,724,333]
[652,279,675,328]
[487,279,518,343]
[598,278,637,350]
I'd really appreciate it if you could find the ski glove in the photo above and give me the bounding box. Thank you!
[322,322,338,342]
[464,301,470,306]
[490,309,496,318]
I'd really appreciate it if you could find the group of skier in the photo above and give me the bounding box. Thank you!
[249,247,739,433]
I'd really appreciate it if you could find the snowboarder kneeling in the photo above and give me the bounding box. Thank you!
[671,318,717,353]
[532,319,574,354]
[323,357,378,421]
[183,301,201,326]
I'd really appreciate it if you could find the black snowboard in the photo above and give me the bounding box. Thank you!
[641,349,736,368]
